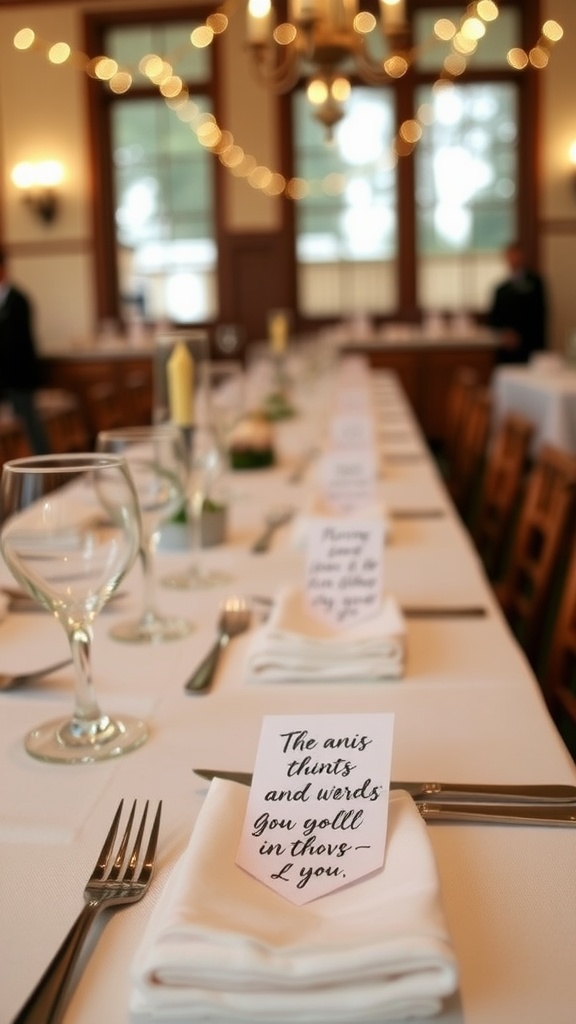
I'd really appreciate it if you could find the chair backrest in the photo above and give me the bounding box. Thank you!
[496,444,576,665]
[542,537,576,731]
[473,412,534,579]
[443,366,479,470]
[448,386,492,519]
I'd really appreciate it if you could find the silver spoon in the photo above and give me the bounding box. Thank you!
[251,506,294,553]
[185,597,252,694]
[0,658,73,692]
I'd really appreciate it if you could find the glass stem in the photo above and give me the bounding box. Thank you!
[69,623,102,725]
[139,538,160,624]
[189,489,204,580]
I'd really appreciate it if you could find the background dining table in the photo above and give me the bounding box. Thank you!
[492,360,576,456]
[1,361,576,1024]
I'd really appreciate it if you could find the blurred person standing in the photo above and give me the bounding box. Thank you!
[0,248,50,454]
[488,241,547,364]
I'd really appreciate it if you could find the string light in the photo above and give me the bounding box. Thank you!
[11,3,563,202]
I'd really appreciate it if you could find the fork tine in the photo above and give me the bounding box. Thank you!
[91,799,124,881]
[123,800,150,882]
[138,801,162,886]
[108,799,137,881]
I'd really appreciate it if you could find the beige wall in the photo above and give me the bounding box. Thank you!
[541,0,576,352]
[0,1,575,352]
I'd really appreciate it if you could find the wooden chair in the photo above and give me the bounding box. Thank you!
[494,444,576,667]
[542,537,576,753]
[472,412,534,580]
[442,366,480,473]
[124,370,153,426]
[447,386,492,521]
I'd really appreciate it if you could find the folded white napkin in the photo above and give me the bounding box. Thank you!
[291,496,391,551]
[130,780,458,1024]
[245,587,405,682]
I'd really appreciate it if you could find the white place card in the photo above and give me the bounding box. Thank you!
[305,517,384,628]
[329,413,376,450]
[319,449,378,515]
[236,712,395,905]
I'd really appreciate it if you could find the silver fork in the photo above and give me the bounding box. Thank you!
[12,798,162,1024]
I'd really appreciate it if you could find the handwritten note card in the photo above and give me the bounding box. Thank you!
[236,713,394,905]
[330,413,376,451]
[305,517,384,628]
[319,450,378,515]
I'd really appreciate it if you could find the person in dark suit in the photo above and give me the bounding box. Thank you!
[0,248,50,454]
[488,242,547,364]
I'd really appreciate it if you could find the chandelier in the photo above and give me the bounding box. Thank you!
[246,0,411,133]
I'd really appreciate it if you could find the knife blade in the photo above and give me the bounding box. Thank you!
[193,769,576,805]
[417,802,576,826]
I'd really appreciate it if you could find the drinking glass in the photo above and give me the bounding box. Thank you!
[0,453,147,763]
[162,421,233,590]
[97,424,193,642]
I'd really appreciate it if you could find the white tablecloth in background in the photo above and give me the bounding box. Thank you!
[1,369,576,1024]
[492,363,576,455]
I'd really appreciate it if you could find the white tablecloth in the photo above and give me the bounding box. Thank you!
[1,368,576,1024]
[492,363,576,455]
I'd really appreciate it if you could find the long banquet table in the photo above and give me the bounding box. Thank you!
[2,365,576,1024]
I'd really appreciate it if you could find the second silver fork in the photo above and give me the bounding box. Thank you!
[12,798,162,1024]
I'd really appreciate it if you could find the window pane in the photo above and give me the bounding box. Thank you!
[112,95,216,324]
[107,22,209,85]
[414,7,520,71]
[415,81,518,310]
[293,87,396,317]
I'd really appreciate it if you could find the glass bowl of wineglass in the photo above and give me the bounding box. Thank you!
[0,453,147,764]
[96,423,193,643]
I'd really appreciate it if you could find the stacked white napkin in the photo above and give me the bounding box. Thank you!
[130,780,458,1023]
[245,587,405,682]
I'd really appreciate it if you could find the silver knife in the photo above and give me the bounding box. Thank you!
[193,769,576,805]
[417,802,576,827]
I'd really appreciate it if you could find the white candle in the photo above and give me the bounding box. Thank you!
[247,0,273,43]
[167,341,194,426]
[380,0,405,31]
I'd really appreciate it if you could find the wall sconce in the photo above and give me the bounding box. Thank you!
[11,160,64,224]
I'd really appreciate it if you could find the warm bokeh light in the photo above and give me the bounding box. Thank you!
[452,33,477,56]
[307,78,329,105]
[285,177,309,200]
[220,145,245,168]
[109,71,132,94]
[331,77,350,102]
[568,140,576,166]
[12,160,63,189]
[139,54,163,78]
[48,42,71,65]
[444,53,467,76]
[460,17,485,41]
[477,1,499,22]
[190,26,213,48]
[321,172,345,195]
[14,28,35,50]
[248,165,272,189]
[507,47,529,70]
[206,13,228,34]
[159,75,184,98]
[93,57,118,81]
[434,19,456,42]
[542,20,563,43]
[529,47,549,69]
[384,55,408,78]
[274,23,297,45]
[354,12,376,34]
[263,172,286,196]
[400,119,422,144]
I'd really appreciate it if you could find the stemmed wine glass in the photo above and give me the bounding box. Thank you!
[0,453,147,764]
[162,420,233,590]
[96,423,193,642]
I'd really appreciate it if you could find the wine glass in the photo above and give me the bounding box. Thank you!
[0,453,147,764]
[162,420,233,590]
[96,423,193,642]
